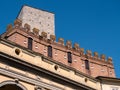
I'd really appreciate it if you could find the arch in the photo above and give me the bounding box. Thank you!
[0,80,27,90]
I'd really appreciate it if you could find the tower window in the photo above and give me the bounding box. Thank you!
[67,52,72,63]
[28,37,33,50]
[48,46,52,58]
[85,60,90,70]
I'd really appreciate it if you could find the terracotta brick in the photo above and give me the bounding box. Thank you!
[6,28,115,78]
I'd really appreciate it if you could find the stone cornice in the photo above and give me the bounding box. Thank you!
[0,48,96,90]
[0,67,63,90]
[0,37,99,80]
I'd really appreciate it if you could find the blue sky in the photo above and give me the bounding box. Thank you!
[0,0,120,78]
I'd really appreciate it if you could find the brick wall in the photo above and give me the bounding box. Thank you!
[4,27,115,78]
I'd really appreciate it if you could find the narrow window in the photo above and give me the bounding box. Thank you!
[85,60,90,70]
[67,52,72,63]
[48,46,52,58]
[28,37,33,50]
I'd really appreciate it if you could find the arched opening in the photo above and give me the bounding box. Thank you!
[0,84,23,90]
[0,81,27,90]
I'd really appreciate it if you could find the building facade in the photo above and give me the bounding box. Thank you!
[97,76,120,90]
[0,5,117,90]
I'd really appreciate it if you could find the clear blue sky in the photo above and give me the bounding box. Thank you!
[0,0,120,78]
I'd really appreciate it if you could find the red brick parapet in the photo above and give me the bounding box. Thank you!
[1,19,115,78]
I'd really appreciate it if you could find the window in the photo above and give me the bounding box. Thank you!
[67,52,72,63]
[28,37,33,50]
[48,46,52,58]
[85,60,90,70]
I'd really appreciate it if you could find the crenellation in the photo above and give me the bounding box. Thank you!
[4,23,113,64]
[14,19,22,29]
[58,38,64,45]
[50,34,56,41]
[33,28,39,36]
[1,6,118,90]
[6,24,13,31]
[41,31,47,42]
[100,54,106,61]
[73,43,79,51]
[3,19,115,78]
[86,50,92,56]
[66,40,72,49]
[41,31,47,38]
[24,23,31,32]
[80,48,85,55]
[93,52,99,58]
[4,24,13,37]
[107,57,113,64]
